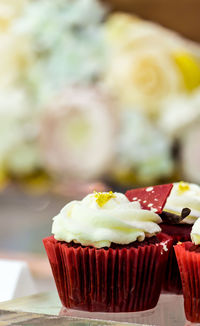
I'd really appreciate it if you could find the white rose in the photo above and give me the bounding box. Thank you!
[106,47,182,115]
[105,13,200,116]
[40,86,117,180]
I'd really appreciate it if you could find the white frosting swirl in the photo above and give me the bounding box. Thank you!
[52,192,162,248]
[191,218,200,245]
[164,182,200,224]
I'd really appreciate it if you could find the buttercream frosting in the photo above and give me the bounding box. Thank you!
[191,218,200,245]
[164,182,200,224]
[52,191,162,248]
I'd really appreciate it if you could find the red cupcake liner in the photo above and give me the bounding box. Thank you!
[43,233,172,312]
[160,223,192,294]
[175,242,200,323]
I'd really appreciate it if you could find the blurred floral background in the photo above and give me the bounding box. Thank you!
[1,0,200,297]
[1,0,200,195]
[1,0,200,198]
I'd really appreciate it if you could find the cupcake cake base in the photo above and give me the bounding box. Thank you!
[160,223,192,294]
[43,233,172,312]
[175,242,200,323]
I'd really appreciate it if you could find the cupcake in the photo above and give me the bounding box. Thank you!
[175,218,200,323]
[43,190,172,312]
[160,181,200,294]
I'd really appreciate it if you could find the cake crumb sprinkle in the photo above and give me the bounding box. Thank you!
[146,187,153,192]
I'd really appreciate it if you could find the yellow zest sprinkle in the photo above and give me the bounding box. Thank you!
[94,191,116,207]
[178,181,190,195]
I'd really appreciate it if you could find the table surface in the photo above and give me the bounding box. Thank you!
[0,310,137,326]
[0,291,197,326]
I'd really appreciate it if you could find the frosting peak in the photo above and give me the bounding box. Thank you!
[52,192,162,248]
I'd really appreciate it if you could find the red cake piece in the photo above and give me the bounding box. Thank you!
[125,184,173,214]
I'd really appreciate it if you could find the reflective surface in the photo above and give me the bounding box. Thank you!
[1,292,200,325]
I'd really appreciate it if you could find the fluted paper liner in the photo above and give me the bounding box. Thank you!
[160,224,191,294]
[175,242,200,323]
[43,233,172,312]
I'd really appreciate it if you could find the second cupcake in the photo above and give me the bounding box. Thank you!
[160,181,200,293]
